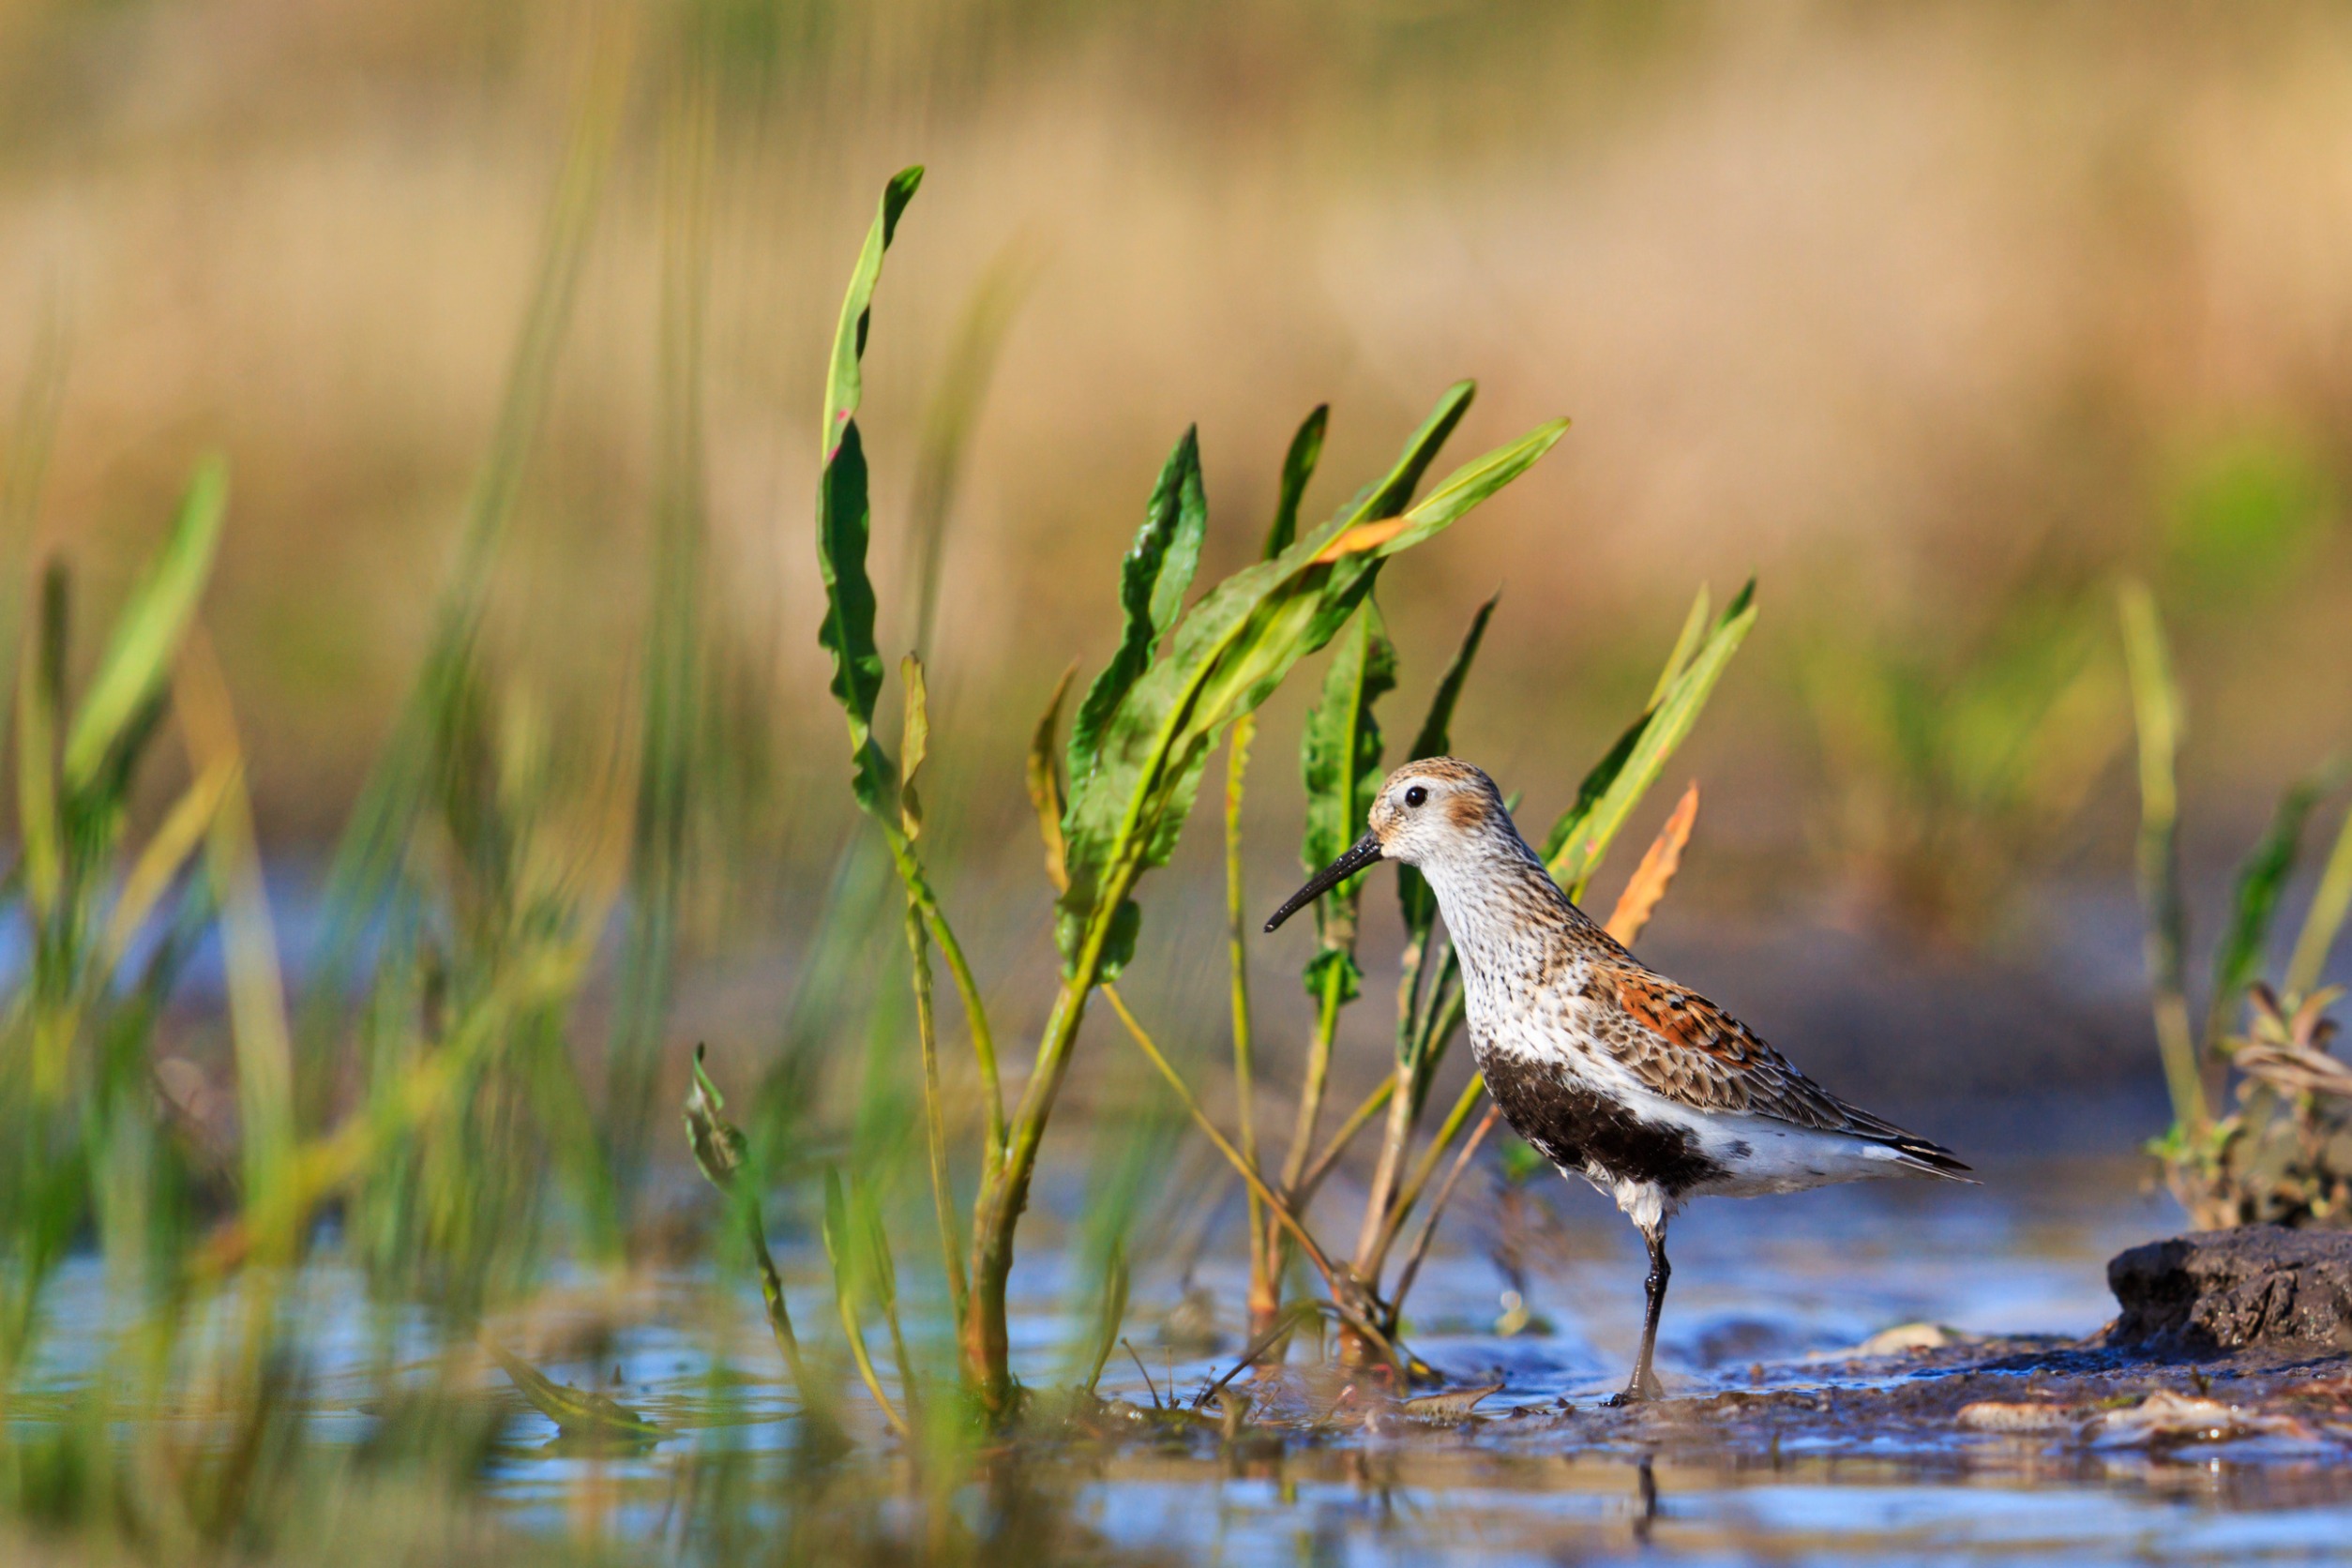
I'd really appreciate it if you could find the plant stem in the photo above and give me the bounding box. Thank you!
[739,1207,810,1397]
[1368,1073,1487,1284]
[1295,1078,1394,1203]
[877,825,1004,1169]
[1224,720,1272,1319]
[902,892,968,1329]
[1387,1102,1500,1319]
[1259,959,1346,1333]
[1102,986,1397,1364]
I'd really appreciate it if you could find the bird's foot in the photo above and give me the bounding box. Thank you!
[1602,1368,1666,1407]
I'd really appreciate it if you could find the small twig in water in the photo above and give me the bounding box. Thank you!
[1122,1338,1163,1410]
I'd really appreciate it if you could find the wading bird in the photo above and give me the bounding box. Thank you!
[1266,758,1969,1403]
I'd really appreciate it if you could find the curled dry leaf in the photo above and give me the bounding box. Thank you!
[1400,1380,1504,1425]
[1956,1400,2079,1434]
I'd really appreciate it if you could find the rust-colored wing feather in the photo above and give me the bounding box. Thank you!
[1584,956,1961,1169]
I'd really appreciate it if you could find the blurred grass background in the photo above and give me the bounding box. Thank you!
[4,0,2350,1073]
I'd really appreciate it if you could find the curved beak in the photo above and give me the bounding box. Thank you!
[1264,832,1383,933]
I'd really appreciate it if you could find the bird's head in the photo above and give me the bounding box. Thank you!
[1264,757,1510,933]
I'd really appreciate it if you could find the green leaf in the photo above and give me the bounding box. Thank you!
[1542,580,1755,900]
[822,167,924,465]
[816,167,923,820]
[683,1044,748,1193]
[1398,591,1499,944]
[1054,409,1567,975]
[1068,427,1208,789]
[1264,404,1329,559]
[1322,381,1474,539]
[1298,599,1396,997]
[63,458,227,793]
[483,1339,661,1440]
[2207,777,2319,1048]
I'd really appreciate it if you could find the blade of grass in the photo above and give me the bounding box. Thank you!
[821,1168,912,1440]
[2203,777,2317,1056]
[2286,800,2352,1000]
[607,38,714,1199]
[1544,581,1755,898]
[174,637,296,1246]
[304,25,632,1094]
[2118,580,2205,1131]
[62,460,225,794]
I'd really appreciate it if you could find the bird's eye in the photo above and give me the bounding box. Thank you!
[1404,785,1427,808]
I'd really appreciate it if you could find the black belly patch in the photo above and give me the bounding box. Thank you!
[1478,1049,1727,1196]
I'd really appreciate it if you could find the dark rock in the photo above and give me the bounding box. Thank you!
[2107,1228,2352,1354]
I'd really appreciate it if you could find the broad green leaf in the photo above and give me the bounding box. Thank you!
[1067,426,1207,789]
[816,168,923,820]
[1298,600,1395,1002]
[63,458,226,793]
[1398,592,1499,944]
[1055,412,1567,975]
[2207,777,2317,1048]
[1264,404,1329,559]
[1543,580,1756,899]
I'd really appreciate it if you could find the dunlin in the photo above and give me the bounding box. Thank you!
[1267,758,1969,1403]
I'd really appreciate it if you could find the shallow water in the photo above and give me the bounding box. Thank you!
[22,1123,2352,1565]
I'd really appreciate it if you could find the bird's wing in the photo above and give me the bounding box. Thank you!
[1582,957,1916,1140]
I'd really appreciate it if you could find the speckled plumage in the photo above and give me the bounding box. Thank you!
[1269,756,1968,1402]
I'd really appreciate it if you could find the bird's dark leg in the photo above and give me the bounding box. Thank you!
[1605,1220,1671,1405]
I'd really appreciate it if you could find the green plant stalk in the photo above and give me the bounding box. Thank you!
[1225,718,1270,1313]
[2286,801,2352,1001]
[903,894,969,1328]
[879,827,1003,1168]
[2118,581,2207,1132]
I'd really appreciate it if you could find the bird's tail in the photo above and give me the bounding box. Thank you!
[1884,1135,1975,1183]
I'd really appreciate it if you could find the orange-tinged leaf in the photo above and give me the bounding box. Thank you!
[1310,514,1412,564]
[1605,781,1698,946]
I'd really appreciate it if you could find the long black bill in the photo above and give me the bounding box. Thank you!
[1264,832,1384,933]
